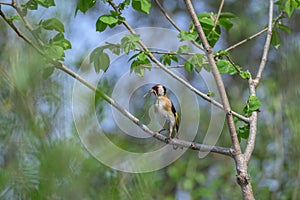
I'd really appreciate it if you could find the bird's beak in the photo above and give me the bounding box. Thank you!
[143,89,154,98]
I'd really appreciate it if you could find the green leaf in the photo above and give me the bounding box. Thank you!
[271,30,281,49]
[184,61,193,72]
[41,18,65,32]
[36,0,55,8]
[275,0,284,9]
[120,34,141,54]
[177,45,191,54]
[90,47,110,73]
[240,71,251,80]
[191,54,204,73]
[278,24,291,34]
[130,52,151,76]
[203,63,210,72]
[219,12,236,19]
[131,60,146,76]
[195,12,225,47]
[50,33,72,50]
[45,45,65,61]
[178,30,197,41]
[243,95,261,116]
[119,0,131,10]
[170,54,178,62]
[183,179,194,190]
[284,0,300,17]
[237,125,250,140]
[76,0,96,14]
[108,44,121,55]
[219,12,235,31]
[218,18,233,31]
[96,19,107,32]
[199,17,215,28]
[24,0,38,10]
[98,15,119,26]
[7,15,22,22]
[216,59,230,74]
[207,91,215,97]
[207,29,220,47]
[132,0,152,14]
[184,54,203,73]
[214,50,229,58]
[43,66,55,79]
[96,15,119,32]
[159,54,171,65]
[97,53,110,73]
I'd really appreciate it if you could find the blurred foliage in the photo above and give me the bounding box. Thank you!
[0,0,300,199]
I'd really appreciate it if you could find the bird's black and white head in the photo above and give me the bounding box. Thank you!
[144,84,166,97]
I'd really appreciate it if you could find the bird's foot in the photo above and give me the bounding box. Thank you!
[165,136,172,144]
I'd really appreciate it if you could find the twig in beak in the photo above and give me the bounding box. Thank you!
[143,89,153,98]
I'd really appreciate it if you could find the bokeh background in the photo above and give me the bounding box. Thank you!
[0,0,299,199]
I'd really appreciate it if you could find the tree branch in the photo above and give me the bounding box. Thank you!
[183,0,241,153]
[183,0,256,198]
[0,1,13,6]
[153,0,204,51]
[142,64,185,69]
[254,0,274,86]
[107,0,249,123]
[244,0,274,163]
[212,0,224,31]
[0,10,38,52]
[225,12,283,52]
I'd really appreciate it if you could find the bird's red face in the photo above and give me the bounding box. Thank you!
[144,84,166,98]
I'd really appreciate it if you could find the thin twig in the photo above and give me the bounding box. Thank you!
[212,0,224,31]
[0,10,34,49]
[153,0,204,51]
[225,12,283,52]
[105,41,198,56]
[0,1,13,6]
[254,0,275,86]
[244,0,274,163]
[13,4,45,47]
[226,28,267,52]
[153,0,181,31]
[225,55,241,74]
[142,65,185,69]
[107,0,249,123]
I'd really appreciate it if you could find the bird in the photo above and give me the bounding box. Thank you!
[144,84,179,141]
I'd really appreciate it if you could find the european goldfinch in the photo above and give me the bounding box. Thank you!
[144,84,179,140]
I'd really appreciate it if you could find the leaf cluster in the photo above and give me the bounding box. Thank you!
[235,95,261,141]
[178,12,236,47]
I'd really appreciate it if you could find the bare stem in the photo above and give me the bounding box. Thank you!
[244,0,274,163]
[0,1,13,6]
[225,12,283,52]
[254,0,274,86]
[142,65,185,69]
[153,0,204,51]
[212,0,224,31]
[153,0,181,31]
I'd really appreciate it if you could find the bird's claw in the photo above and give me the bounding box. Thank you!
[165,136,171,143]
